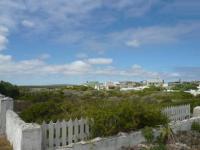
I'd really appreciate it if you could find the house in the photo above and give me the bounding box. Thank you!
[120,86,148,91]
[185,84,200,96]
[94,83,105,90]
[119,81,140,88]
[104,81,119,90]
[146,79,164,87]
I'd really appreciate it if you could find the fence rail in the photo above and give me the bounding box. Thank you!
[42,118,90,150]
[162,104,190,122]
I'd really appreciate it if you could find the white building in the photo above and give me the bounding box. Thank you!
[94,83,105,90]
[185,84,200,96]
[146,79,164,87]
[104,81,120,90]
[120,86,148,91]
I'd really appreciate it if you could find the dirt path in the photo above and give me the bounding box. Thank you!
[0,136,12,150]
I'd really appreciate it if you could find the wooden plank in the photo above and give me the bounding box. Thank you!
[55,120,60,147]
[42,121,47,150]
[79,118,84,141]
[68,119,73,144]
[74,118,79,142]
[61,120,67,146]
[49,121,54,149]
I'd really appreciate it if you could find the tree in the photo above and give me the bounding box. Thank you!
[0,81,19,98]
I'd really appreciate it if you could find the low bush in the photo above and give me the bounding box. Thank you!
[142,126,154,143]
[191,121,200,132]
[86,101,168,137]
[150,144,166,150]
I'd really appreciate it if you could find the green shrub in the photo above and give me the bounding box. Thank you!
[0,81,19,98]
[150,144,166,150]
[142,126,154,143]
[157,124,174,144]
[191,121,200,132]
[87,101,168,137]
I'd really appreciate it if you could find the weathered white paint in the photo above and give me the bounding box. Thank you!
[0,93,4,98]
[0,96,13,134]
[42,118,90,150]
[56,131,146,150]
[171,117,200,133]
[6,110,42,150]
[162,104,190,122]
[193,106,200,117]
[56,116,200,150]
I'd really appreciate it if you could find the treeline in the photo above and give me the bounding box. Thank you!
[0,81,19,98]
[172,82,198,91]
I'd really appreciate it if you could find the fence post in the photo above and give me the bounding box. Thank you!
[0,96,13,134]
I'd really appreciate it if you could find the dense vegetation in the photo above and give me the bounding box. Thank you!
[1,80,200,137]
[0,81,19,98]
[171,82,198,91]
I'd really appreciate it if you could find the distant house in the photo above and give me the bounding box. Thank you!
[146,79,164,87]
[104,81,119,90]
[94,83,105,90]
[120,86,148,91]
[84,81,99,88]
[168,79,182,88]
[119,81,140,88]
[185,84,200,96]
[185,89,200,96]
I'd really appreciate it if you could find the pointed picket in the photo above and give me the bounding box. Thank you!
[61,120,67,146]
[49,120,54,148]
[55,120,61,147]
[74,118,79,142]
[162,104,190,122]
[41,118,91,150]
[42,121,47,150]
[68,119,73,144]
[85,118,90,138]
[79,118,84,141]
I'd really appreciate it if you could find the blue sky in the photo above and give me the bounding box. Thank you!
[0,0,200,85]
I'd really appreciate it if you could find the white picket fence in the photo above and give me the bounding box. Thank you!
[42,118,90,150]
[162,104,190,122]
[41,104,191,150]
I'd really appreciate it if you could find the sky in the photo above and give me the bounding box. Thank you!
[0,0,200,85]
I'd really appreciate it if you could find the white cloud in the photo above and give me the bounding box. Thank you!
[21,20,35,28]
[0,53,190,81]
[0,26,9,51]
[0,53,155,79]
[0,56,90,76]
[161,0,200,16]
[107,0,158,17]
[126,39,140,47]
[0,35,8,51]
[132,64,142,69]
[92,64,159,79]
[110,22,200,47]
[0,54,12,63]
[87,58,113,65]
[0,0,161,43]
[38,54,51,60]
[76,53,88,59]
[63,61,91,75]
